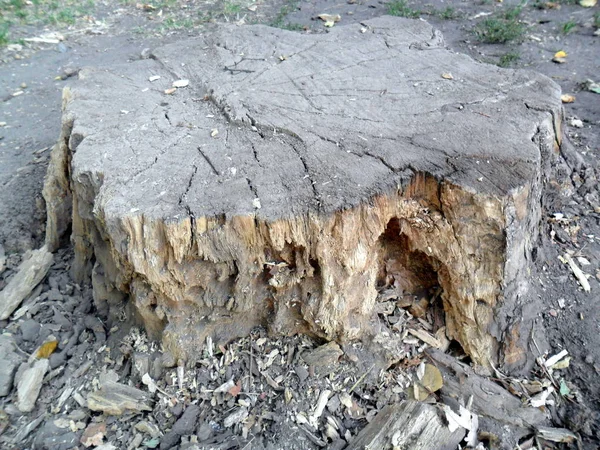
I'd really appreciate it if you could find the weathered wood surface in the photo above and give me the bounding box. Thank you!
[428,349,547,449]
[346,401,465,450]
[44,17,562,368]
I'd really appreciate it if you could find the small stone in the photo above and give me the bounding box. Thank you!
[164,87,177,95]
[172,79,189,88]
[17,359,50,412]
[149,75,161,82]
[67,409,87,421]
[568,118,583,128]
[160,404,200,449]
[87,381,153,415]
[196,421,213,441]
[20,319,41,342]
[295,365,309,383]
[80,422,106,447]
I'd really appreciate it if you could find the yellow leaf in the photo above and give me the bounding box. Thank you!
[579,0,597,7]
[36,340,58,359]
[561,94,576,103]
[409,363,444,401]
[441,73,454,80]
[551,356,571,369]
[554,50,567,59]
[420,363,443,393]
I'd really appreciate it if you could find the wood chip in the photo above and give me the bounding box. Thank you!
[408,328,443,348]
[563,254,591,292]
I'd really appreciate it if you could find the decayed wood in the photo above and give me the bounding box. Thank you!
[0,246,53,320]
[428,349,547,447]
[43,17,562,369]
[346,401,464,450]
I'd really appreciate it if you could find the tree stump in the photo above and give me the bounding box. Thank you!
[44,17,562,370]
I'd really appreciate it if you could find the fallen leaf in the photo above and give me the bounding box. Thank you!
[215,379,235,394]
[136,3,156,11]
[411,363,443,400]
[143,437,160,448]
[36,340,58,359]
[560,94,575,103]
[318,14,341,27]
[551,356,570,370]
[248,4,257,11]
[554,50,567,59]
[581,79,600,94]
[420,363,443,392]
[228,382,242,397]
[441,73,454,80]
[559,379,570,396]
[579,0,597,7]
[172,79,189,88]
[164,87,177,95]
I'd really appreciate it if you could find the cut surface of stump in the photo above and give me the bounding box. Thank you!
[44,17,562,369]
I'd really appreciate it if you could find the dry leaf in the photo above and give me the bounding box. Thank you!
[164,87,177,95]
[550,357,571,370]
[247,4,257,11]
[228,382,242,397]
[411,363,443,400]
[441,73,454,80]
[36,340,58,358]
[318,14,341,27]
[136,3,156,11]
[554,50,567,58]
[579,0,597,7]
[560,94,575,103]
[172,79,189,88]
[420,363,443,392]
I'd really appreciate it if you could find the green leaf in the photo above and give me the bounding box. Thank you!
[559,379,570,397]
[144,438,160,449]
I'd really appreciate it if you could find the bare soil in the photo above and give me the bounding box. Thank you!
[0,0,599,449]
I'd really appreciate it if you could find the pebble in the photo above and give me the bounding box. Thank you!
[160,404,201,449]
[17,359,49,412]
[20,319,41,342]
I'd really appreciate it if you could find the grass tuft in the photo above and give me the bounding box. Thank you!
[474,6,527,43]
[497,51,520,67]
[561,20,577,34]
[387,0,421,18]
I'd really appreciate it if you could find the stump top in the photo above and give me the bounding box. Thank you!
[68,17,560,221]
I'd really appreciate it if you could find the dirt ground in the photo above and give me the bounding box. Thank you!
[0,0,599,449]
